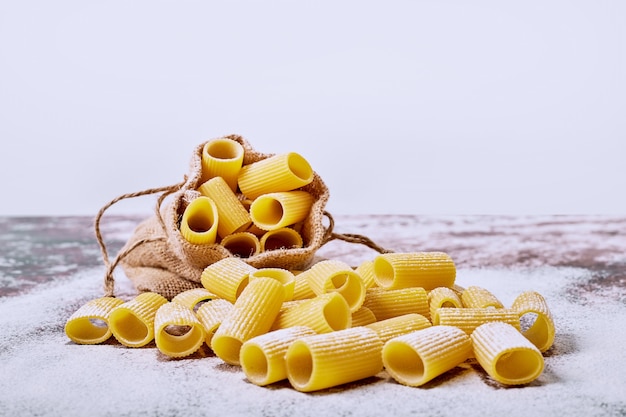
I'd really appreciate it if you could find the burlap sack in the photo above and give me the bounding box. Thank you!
[97,135,337,300]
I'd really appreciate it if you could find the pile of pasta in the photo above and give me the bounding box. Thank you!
[65,251,556,391]
[180,137,316,256]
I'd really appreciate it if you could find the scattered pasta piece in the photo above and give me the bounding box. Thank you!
[201,257,257,303]
[65,297,125,345]
[250,267,296,301]
[195,299,234,347]
[171,288,218,311]
[428,286,463,320]
[461,286,504,309]
[272,292,351,333]
[363,287,430,321]
[108,292,168,348]
[511,291,556,352]
[433,307,521,335]
[154,302,206,358]
[373,252,456,290]
[301,259,365,313]
[351,306,377,327]
[366,313,431,343]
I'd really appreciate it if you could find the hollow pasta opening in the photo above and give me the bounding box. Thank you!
[66,317,110,342]
[383,341,425,385]
[187,211,216,233]
[251,198,284,229]
[158,325,204,357]
[286,153,313,182]
[240,344,269,384]
[521,313,551,351]
[329,273,364,312]
[494,349,543,383]
[285,342,313,388]
[211,335,243,365]
[205,138,243,161]
[109,310,150,346]
[322,296,350,331]
[373,257,395,288]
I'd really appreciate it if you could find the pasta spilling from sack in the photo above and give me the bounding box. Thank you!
[67,249,557,391]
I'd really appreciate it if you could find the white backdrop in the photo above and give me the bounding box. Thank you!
[1,0,624,216]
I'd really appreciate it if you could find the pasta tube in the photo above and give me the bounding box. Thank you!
[171,288,218,311]
[237,152,314,199]
[302,259,365,313]
[200,257,257,303]
[259,227,303,252]
[285,327,384,392]
[211,277,285,365]
[471,322,545,385]
[461,286,504,309]
[240,326,317,386]
[292,271,316,300]
[198,176,252,238]
[250,267,296,301]
[65,297,125,345]
[433,307,521,335]
[363,287,430,321]
[272,292,351,333]
[179,196,219,245]
[249,191,314,231]
[366,313,432,343]
[220,232,261,259]
[428,286,463,321]
[154,302,206,358]
[108,292,168,348]
[383,325,472,387]
[351,306,377,327]
[355,260,378,289]
[200,137,245,191]
[511,291,555,352]
[195,299,234,347]
[373,252,456,290]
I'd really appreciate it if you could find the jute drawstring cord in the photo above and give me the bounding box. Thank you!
[321,211,393,255]
[94,178,187,297]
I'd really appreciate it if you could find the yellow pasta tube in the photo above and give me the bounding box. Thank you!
[200,257,257,303]
[461,286,504,309]
[195,299,234,347]
[200,137,245,191]
[238,152,314,199]
[249,191,314,231]
[250,267,296,301]
[285,327,384,392]
[211,277,285,365]
[363,287,430,321]
[511,291,555,352]
[471,321,544,385]
[240,326,317,386]
[351,306,377,327]
[302,259,365,313]
[433,307,521,335]
[428,286,463,321]
[355,260,378,289]
[198,176,252,238]
[179,196,219,245]
[383,325,472,387]
[373,252,456,290]
[171,288,218,311]
[108,292,169,348]
[220,232,261,258]
[154,302,206,358]
[272,292,351,333]
[292,271,316,300]
[65,297,125,345]
[259,227,303,252]
[366,313,432,343]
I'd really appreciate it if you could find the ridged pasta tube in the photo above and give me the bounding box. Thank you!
[171,288,218,311]
[471,322,544,385]
[237,152,314,199]
[292,271,316,300]
[250,267,296,301]
[373,252,456,290]
[200,257,257,303]
[201,137,245,192]
[285,327,384,392]
[65,297,125,345]
[220,232,260,258]
[351,306,377,327]
[363,287,430,321]
[240,326,317,386]
[249,191,314,231]
[179,196,219,245]
[433,307,521,335]
[198,176,252,238]
[195,299,234,347]
[154,302,206,358]
[211,277,285,365]
[302,259,365,313]
[108,292,168,348]
[461,286,504,309]
[428,286,463,320]
[366,313,432,343]
[272,292,351,333]
[259,227,303,251]
[355,260,378,289]
[511,291,555,352]
[383,325,472,387]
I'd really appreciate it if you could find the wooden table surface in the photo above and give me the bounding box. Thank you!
[0,214,625,416]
